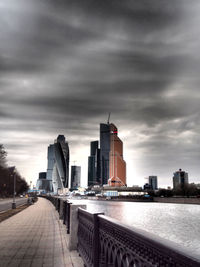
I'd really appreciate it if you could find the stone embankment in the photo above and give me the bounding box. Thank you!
[153,197,200,204]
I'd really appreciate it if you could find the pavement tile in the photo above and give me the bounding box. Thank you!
[7,259,21,267]
[0,260,9,267]
[0,198,83,267]
[19,259,32,267]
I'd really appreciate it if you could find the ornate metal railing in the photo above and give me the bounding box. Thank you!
[78,208,200,267]
[77,208,104,267]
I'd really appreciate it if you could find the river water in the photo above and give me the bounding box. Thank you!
[71,199,200,259]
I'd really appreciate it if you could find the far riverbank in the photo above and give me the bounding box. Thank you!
[153,196,200,205]
[86,196,200,204]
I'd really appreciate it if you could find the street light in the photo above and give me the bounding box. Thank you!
[12,166,16,209]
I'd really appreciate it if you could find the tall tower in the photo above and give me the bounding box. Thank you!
[108,123,126,187]
[47,135,70,193]
[99,122,126,187]
[100,124,110,185]
[71,166,81,189]
[173,169,188,189]
[88,141,101,186]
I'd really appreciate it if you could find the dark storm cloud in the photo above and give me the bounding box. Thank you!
[1,0,200,186]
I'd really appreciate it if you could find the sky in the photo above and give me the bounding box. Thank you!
[1,0,200,188]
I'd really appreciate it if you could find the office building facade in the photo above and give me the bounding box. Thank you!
[88,121,126,187]
[108,123,126,187]
[100,124,111,185]
[173,169,188,189]
[36,172,52,192]
[47,135,70,193]
[88,141,101,186]
[149,176,158,190]
[71,166,81,189]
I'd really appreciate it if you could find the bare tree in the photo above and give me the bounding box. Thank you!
[0,144,7,167]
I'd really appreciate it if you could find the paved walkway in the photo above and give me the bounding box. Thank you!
[0,197,83,267]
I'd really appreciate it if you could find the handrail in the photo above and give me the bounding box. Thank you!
[78,208,104,267]
[77,208,200,267]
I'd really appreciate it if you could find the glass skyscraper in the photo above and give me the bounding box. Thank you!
[47,135,69,193]
[88,141,101,186]
[108,123,126,187]
[71,166,81,189]
[100,124,110,185]
[88,122,126,187]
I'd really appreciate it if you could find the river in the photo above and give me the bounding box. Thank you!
[71,199,200,259]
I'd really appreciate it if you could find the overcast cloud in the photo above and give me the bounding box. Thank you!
[1,0,200,187]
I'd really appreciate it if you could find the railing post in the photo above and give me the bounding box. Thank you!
[77,209,104,267]
[68,204,86,251]
[62,200,66,224]
[59,199,64,220]
[67,202,71,234]
[93,214,101,267]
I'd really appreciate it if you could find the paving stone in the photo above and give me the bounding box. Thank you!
[0,198,83,267]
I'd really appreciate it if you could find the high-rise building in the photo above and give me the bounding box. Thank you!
[100,124,110,185]
[47,145,54,180]
[36,172,52,192]
[47,135,69,193]
[71,166,81,189]
[88,122,126,187]
[149,176,158,190]
[88,141,101,186]
[173,169,188,189]
[39,172,47,179]
[108,123,126,187]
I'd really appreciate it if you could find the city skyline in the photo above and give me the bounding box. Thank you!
[1,0,200,187]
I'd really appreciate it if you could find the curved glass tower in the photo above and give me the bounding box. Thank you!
[47,135,69,193]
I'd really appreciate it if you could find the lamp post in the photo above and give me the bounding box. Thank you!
[12,167,16,209]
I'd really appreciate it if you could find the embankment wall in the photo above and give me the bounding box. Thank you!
[153,197,200,204]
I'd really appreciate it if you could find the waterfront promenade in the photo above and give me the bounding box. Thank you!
[0,197,83,267]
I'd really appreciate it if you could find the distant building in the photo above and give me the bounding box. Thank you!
[36,172,52,192]
[143,183,151,190]
[149,176,158,190]
[108,123,126,187]
[47,145,54,181]
[47,135,70,193]
[143,176,158,190]
[88,141,101,186]
[39,172,46,179]
[88,121,126,187]
[71,166,81,189]
[173,169,188,189]
[100,124,110,185]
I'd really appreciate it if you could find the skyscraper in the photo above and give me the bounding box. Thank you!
[47,135,69,193]
[71,166,81,189]
[108,123,126,187]
[88,141,101,186]
[173,169,188,189]
[100,124,110,185]
[36,172,52,192]
[149,176,158,190]
[99,122,126,187]
[47,145,54,181]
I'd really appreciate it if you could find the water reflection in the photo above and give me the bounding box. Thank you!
[71,199,200,258]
